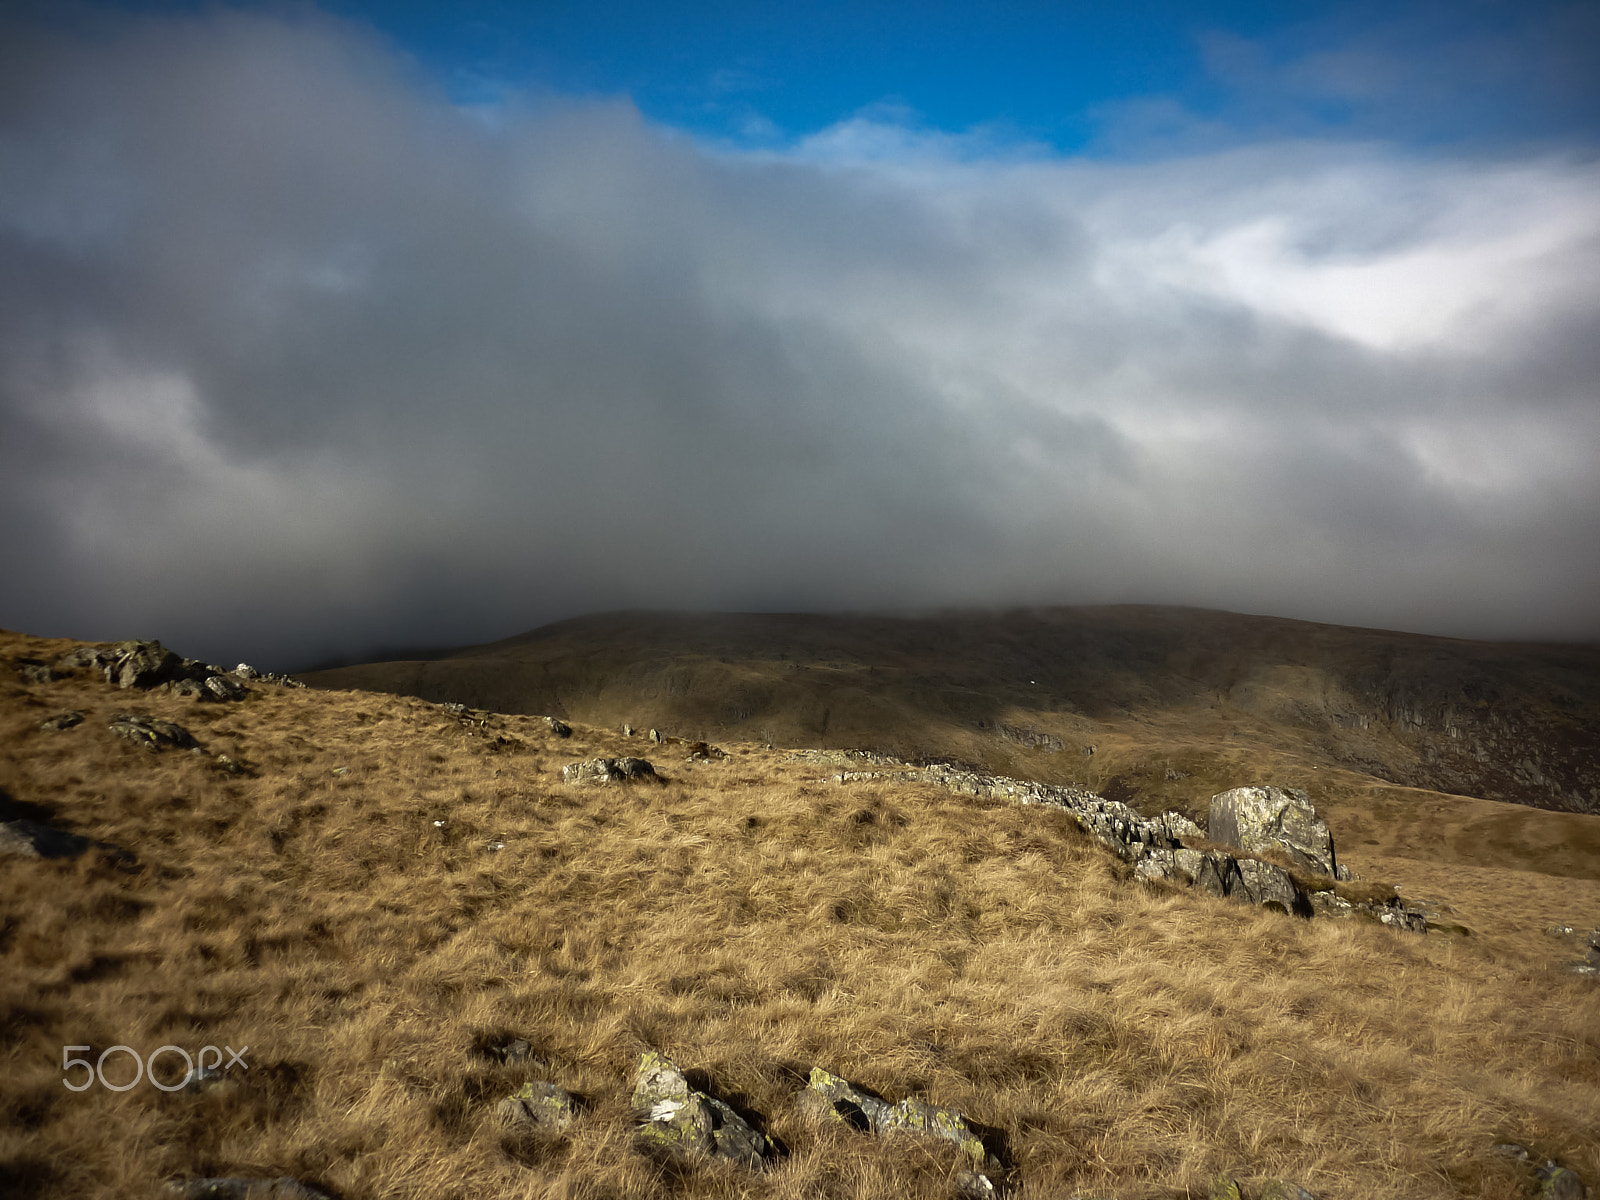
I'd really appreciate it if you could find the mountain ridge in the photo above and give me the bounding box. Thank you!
[301,605,1600,816]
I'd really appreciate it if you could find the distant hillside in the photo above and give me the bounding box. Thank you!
[302,606,1600,816]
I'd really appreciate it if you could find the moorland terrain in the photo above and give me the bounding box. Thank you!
[3,611,1599,1200]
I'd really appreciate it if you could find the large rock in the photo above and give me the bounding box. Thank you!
[1209,786,1344,879]
[106,640,180,689]
[631,1051,772,1170]
[1233,858,1307,915]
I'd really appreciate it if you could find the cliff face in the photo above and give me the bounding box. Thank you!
[301,606,1600,814]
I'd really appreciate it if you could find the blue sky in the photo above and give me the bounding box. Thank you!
[51,0,1600,151]
[2,1,1599,664]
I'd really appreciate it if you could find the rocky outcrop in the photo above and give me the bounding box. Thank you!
[1209,786,1347,880]
[47,640,262,700]
[996,724,1063,752]
[561,757,658,785]
[630,1051,773,1170]
[829,760,1427,929]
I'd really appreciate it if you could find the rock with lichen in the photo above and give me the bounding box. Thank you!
[631,1051,771,1170]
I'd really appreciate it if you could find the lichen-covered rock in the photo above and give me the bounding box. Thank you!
[796,1067,994,1172]
[562,757,657,785]
[1209,786,1341,879]
[110,713,201,752]
[795,1067,892,1130]
[631,1051,772,1170]
[497,1080,578,1132]
[879,1097,989,1167]
[1208,1177,1244,1200]
[1538,1163,1589,1200]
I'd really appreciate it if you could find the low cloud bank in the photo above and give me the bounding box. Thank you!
[3,10,1598,667]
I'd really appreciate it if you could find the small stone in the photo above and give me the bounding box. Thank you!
[622,724,634,737]
[497,1080,579,1133]
[561,757,658,785]
[110,713,201,752]
[162,1178,331,1200]
[1208,1178,1244,1200]
[544,717,572,738]
[649,728,662,743]
[18,662,56,684]
[1494,1144,1531,1160]
[39,711,84,731]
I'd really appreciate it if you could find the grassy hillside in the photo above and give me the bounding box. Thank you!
[300,607,1600,816]
[4,626,1599,1200]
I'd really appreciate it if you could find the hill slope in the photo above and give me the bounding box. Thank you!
[303,606,1600,816]
[4,626,1599,1199]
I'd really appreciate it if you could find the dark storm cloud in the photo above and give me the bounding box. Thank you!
[2,9,1598,668]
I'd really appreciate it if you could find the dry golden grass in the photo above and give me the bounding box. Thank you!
[3,629,1598,1200]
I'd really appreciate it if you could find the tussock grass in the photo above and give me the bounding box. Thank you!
[3,629,1598,1199]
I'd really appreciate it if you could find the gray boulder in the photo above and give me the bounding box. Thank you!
[54,646,115,674]
[1233,858,1306,914]
[106,640,180,689]
[0,819,91,859]
[561,757,657,785]
[498,1080,579,1132]
[795,1067,994,1174]
[1209,786,1343,879]
[631,1051,772,1170]
[203,674,248,701]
